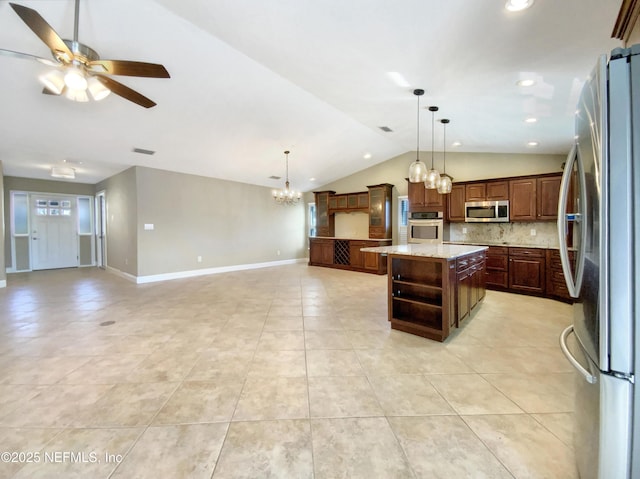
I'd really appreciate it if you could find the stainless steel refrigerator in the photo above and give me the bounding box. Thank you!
[558,43,640,479]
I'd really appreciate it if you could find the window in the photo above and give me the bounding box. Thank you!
[12,192,29,236]
[397,196,409,245]
[78,197,92,235]
[308,202,316,237]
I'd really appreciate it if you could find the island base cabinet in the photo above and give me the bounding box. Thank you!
[388,255,457,342]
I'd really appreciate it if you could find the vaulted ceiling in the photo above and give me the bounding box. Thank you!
[0,0,622,190]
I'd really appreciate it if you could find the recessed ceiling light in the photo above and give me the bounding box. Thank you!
[452,141,462,147]
[309,177,316,182]
[516,79,536,87]
[524,117,538,123]
[505,0,535,12]
[527,141,539,147]
[363,153,372,159]
[386,72,411,88]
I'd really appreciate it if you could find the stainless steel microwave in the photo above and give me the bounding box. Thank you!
[465,200,509,222]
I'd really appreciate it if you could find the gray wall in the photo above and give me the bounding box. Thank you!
[3,176,96,270]
[0,162,5,284]
[135,167,307,277]
[96,167,138,276]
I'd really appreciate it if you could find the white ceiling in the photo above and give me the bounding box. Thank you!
[0,0,622,190]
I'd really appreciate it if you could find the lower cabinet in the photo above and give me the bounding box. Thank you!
[508,247,546,295]
[456,251,486,325]
[309,238,334,266]
[546,249,575,301]
[309,238,390,274]
[485,246,509,289]
[387,251,486,342]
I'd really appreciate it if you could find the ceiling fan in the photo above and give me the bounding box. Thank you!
[0,0,170,108]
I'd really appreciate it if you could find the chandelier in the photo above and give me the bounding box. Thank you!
[273,150,301,205]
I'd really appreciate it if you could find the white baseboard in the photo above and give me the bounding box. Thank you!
[107,258,307,285]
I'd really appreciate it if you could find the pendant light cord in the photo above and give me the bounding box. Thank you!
[431,108,438,169]
[416,95,420,160]
[443,121,446,173]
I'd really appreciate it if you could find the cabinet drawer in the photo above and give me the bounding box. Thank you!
[508,247,545,258]
[486,255,508,271]
[487,246,509,255]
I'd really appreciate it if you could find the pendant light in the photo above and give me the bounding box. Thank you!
[437,118,453,194]
[424,106,440,189]
[408,89,428,183]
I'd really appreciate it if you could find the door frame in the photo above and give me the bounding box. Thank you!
[95,190,107,269]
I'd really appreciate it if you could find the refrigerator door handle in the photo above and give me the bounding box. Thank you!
[560,325,597,384]
[557,144,586,298]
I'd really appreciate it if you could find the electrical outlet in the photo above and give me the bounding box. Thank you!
[530,228,537,236]
[197,256,202,263]
[462,227,468,234]
[277,250,281,256]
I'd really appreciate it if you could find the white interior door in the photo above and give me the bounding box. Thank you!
[31,196,78,270]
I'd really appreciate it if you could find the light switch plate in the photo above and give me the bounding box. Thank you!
[144,224,154,230]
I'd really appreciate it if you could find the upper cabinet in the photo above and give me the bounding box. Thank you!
[313,191,336,237]
[509,178,537,221]
[509,174,563,222]
[447,184,466,222]
[465,181,508,202]
[368,183,393,239]
[536,175,562,220]
[407,180,446,213]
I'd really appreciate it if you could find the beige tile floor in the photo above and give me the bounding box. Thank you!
[0,264,578,478]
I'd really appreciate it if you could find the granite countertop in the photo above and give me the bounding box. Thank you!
[360,243,488,259]
[310,236,391,242]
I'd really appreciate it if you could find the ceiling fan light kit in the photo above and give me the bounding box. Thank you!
[1,1,170,108]
[50,166,76,179]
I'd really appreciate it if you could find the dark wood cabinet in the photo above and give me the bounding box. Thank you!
[368,184,393,239]
[309,238,334,266]
[309,238,390,274]
[447,184,466,222]
[465,183,486,202]
[314,191,336,237]
[486,181,509,201]
[509,178,537,221]
[546,249,575,301]
[537,175,562,220]
[508,247,545,294]
[485,246,509,289]
[407,180,446,212]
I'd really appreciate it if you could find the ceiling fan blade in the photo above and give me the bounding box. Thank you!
[0,47,60,66]
[88,60,170,78]
[42,86,63,96]
[94,75,157,108]
[9,3,74,62]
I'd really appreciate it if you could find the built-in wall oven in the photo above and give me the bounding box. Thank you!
[408,212,444,244]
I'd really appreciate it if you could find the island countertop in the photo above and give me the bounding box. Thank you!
[360,243,488,259]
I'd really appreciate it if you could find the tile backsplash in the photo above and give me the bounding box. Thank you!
[447,221,559,248]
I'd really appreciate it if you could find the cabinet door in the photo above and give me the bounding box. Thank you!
[536,176,562,220]
[310,240,334,266]
[407,181,425,209]
[349,242,364,268]
[509,256,545,294]
[368,185,392,239]
[465,183,486,201]
[358,193,369,209]
[447,184,466,222]
[347,194,358,209]
[457,270,471,322]
[509,178,537,221]
[363,252,379,270]
[336,195,348,209]
[486,181,509,201]
[314,192,334,237]
[424,188,445,209]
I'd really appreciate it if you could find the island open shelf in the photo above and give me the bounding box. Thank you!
[361,243,488,341]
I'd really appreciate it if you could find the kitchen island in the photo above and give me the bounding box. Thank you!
[361,243,488,341]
